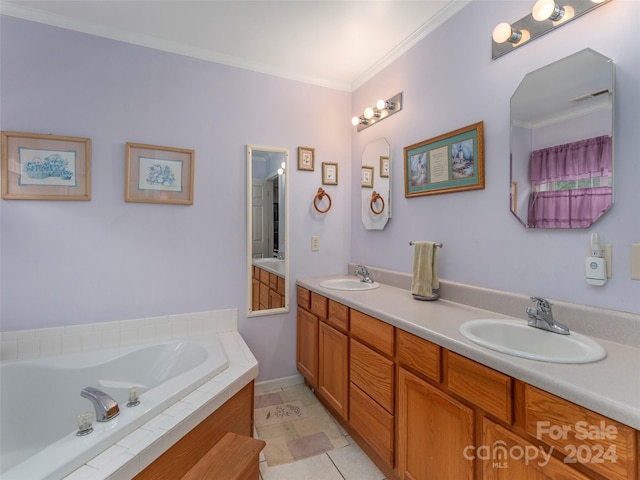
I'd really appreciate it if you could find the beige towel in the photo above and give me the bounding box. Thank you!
[411,241,439,297]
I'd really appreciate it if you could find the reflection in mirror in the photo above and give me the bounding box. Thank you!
[510,48,614,229]
[361,138,391,230]
[247,145,289,316]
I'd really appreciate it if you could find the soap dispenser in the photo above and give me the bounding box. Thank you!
[586,233,606,286]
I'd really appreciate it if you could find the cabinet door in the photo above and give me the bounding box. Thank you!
[482,418,592,480]
[318,321,348,420]
[397,368,474,480]
[296,307,318,388]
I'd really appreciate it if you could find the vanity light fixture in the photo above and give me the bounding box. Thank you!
[352,92,403,132]
[492,0,611,60]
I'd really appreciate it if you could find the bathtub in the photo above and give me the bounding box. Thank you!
[0,335,228,480]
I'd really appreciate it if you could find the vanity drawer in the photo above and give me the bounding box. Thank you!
[296,286,310,309]
[447,352,512,424]
[397,329,441,383]
[269,272,278,290]
[525,385,637,480]
[350,338,394,413]
[349,382,394,466]
[350,309,394,357]
[327,299,349,332]
[310,292,328,318]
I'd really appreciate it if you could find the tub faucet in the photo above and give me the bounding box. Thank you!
[81,387,120,422]
[526,297,570,335]
[354,265,373,283]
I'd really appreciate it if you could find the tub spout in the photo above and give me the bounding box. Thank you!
[80,386,119,422]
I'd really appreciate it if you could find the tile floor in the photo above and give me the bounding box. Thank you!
[255,383,387,480]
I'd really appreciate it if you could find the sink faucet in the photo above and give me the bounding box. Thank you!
[526,297,570,335]
[81,387,120,422]
[354,265,373,283]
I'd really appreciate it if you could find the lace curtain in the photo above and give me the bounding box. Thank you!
[527,135,612,228]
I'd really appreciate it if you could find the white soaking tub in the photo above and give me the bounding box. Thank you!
[0,335,228,480]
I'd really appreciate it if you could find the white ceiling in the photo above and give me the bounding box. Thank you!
[0,0,469,91]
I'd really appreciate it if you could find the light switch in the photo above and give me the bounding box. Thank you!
[311,236,320,252]
[631,243,640,280]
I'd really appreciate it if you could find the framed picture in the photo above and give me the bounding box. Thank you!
[404,121,484,197]
[380,156,390,178]
[361,166,374,188]
[322,162,338,185]
[1,131,91,200]
[298,146,315,171]
[125,142,194,205]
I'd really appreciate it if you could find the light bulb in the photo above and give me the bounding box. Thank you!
[277,168,284,175]
[532,0,564,21]
[376,99,386,110]
[363,107,375,120]
[281,162,285,170]
[352,116,360,126]
[492,22,514,43]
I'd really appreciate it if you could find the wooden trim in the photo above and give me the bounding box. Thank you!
[134,382,254,480]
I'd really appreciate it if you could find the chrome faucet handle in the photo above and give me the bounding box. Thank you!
[530,296,552,313]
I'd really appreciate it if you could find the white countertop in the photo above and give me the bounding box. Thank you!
[253,258,285,277]
[297,275,640,430]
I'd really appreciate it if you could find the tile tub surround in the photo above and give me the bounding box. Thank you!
[0,310,259,480]
[0,309,238,362]
[300,272,640,430]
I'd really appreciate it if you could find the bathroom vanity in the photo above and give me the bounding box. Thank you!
[296,277,639,480]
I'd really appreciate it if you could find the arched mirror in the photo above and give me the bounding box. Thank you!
[361,138,391,230]
[510,48,614,229]
[247,145,289,316]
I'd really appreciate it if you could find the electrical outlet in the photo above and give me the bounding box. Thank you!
[631,243,640,280]
[311,236,320,252]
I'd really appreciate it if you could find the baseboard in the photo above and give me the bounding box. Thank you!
[255,374,304,395]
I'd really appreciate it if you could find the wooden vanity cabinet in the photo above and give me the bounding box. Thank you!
[253,266,284,310]
[296,306,318,388]
[295,286,638,480]
[398,367,474,480]
[318,300,349,420]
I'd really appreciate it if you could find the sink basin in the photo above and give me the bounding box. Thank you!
[459,319,606,364]
[319,278,380,291]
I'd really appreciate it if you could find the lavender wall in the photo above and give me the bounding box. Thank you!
[351,0,640,315]
[0,16,351,381]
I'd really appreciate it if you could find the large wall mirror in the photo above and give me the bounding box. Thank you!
[361,138,391,230]
[246,145,289,316]
[510,48,614,229]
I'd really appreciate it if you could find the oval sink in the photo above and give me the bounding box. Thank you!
[319,278,380,291]
[459,319,606,364]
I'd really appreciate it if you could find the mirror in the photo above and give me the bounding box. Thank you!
[361,138,391,230]
[510,48,614,228]
[247,145,289,316]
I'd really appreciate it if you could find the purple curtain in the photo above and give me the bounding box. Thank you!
[528,136,612,228]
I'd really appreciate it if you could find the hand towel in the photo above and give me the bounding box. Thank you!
[410,241,439,297]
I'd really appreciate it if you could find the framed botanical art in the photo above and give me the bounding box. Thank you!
[298,146,315,171]
[380,156,390,178]
[1,131,91,200]
[322,162,338,185]
[125,142,195,205]
[361,166,374,188]
[404,121,484,197]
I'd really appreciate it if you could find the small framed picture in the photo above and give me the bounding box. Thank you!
[361,166,374,188]
[322,162,338,185]
[125,142,195,205]
[1,131,91,200]
[298,146,315,171]
[380,156,390,178]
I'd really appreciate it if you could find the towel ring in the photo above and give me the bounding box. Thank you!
[313,187,332,214]
[370,191,385,215]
